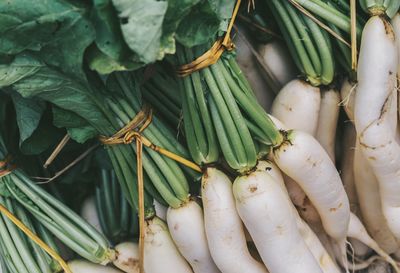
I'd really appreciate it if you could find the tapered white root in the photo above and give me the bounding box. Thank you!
[144,217,193,273]
[202,168,267,273]
[347,213,400,272]
[258,41,297,87]
[256,161,340,273]
[67,260,124,273]
[233,170,323,273]
[355,16,400,240]
[153,200,167,221]
[167,200,220,273]
[340,79,356,122]
[353,142,399,253]
[316,89,340,162]
[113,242,139,273]
[271,79,320,136]
[273,131,350,242]
[80,196,102,233]
[234,25,272,111]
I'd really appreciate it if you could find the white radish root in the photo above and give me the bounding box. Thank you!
[144,217,193,273]
[271,79,321,136]
[67,260,123,273]
[167,200,220,273]
[80,196,102,233]
[234,24,273,111]
[273,130,350,242]
[153,200,167,221]
[202,168,267,273]
[233,170,323,273]
[316,88,340,162]
[340,79,356,122]
[113,242,139,273]
[355,15,400,239]
[353,142,399,254]
[257,161,340,273]
[258,41,297,87]
[347,213,399,272]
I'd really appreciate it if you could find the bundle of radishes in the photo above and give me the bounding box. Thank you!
[1,0,400,272]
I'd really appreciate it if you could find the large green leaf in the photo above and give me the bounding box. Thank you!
[176,2,220,47]
[160,0,201,54]
[86,45,142,74]
[0,54,111,134]
[0,0,95,79]
[91,0,129,61]
[53,106,97,143]
[112,0,168,64]
[10,93,45,145]
[20,111,64,155]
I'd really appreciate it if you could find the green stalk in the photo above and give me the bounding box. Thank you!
[269,0,320,85]
[96,169,137,244]
[302,14,335,84]
[1,170,114,264]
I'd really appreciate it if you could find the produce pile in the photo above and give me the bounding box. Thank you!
[1,0,400,272]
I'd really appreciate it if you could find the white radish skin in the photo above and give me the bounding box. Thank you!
[257,161,339,273]
[144,217,193,273]
[258,41,297,87]
[296,218,340,273]
[271,81,322,228]
[153,200,167,221]
[273,130,350,242]
[353,142,399,253]
[316,89,340,162]
[271,79,321,136]
[67,260,123,273]
[233,170,323,273]
[268,115,338,257]
[113,242,139,273]
[80,196,102,233]
[355,16,400,239]
[167,200,220,273]
[202,168,267,273]
[340,79,356,122]
[340,124,358,214]
[392,14,400,122]
[354,16,398,133]
[341,124,371,257]
[234,25,272,111]
[347,213,400,272]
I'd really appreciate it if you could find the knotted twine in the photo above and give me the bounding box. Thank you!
[176,0,242,76]
[99,105,201,273]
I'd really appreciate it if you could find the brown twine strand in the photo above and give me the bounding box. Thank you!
[176,0,242,77]
[350,0,358,71]
[0,156,13,178]
[99,105,201,273]
[44,134,71,168]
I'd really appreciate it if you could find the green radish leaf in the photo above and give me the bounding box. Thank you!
[112,0,168,64]
[20,110,64,155]
[160,0,201,53]
[52,106,97,143]
[86,45,142,74]
[91,0,131,61]
[208,0,236,21]
[10,93,46,145]
[176,2,220,47]
[0,53,111,133]
[0,0,95,78]
[67,126,97,143]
